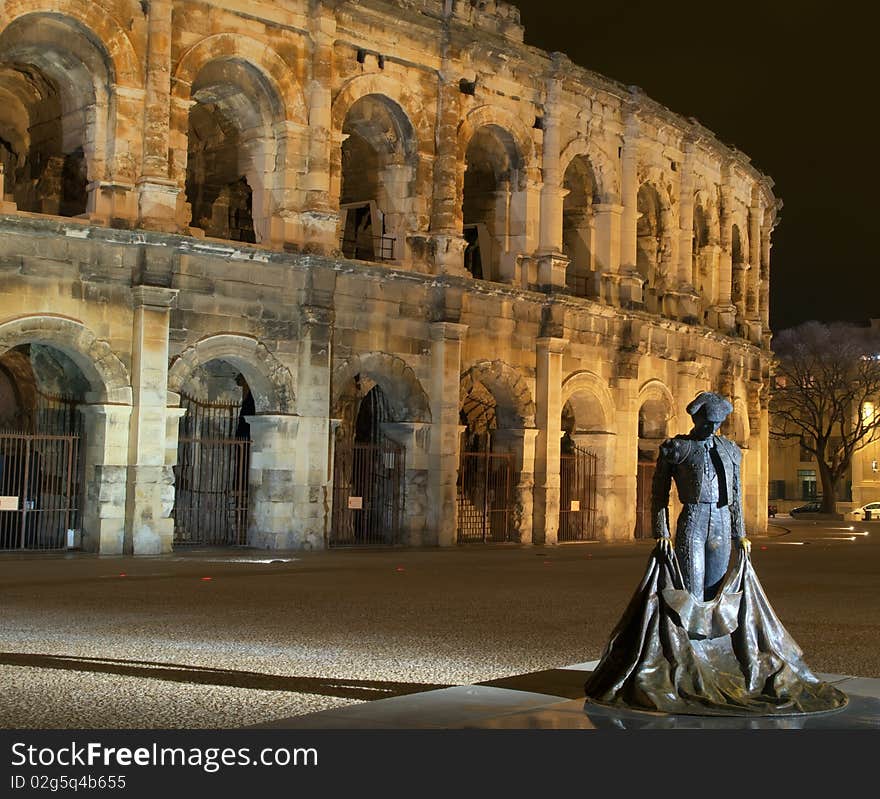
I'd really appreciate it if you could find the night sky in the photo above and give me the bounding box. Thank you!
[510,0,874,332]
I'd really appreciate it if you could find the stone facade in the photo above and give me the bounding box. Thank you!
[0,0,776,553]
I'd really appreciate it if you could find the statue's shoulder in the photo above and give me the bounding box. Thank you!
[715,435,742,462]
[659,435,693,465]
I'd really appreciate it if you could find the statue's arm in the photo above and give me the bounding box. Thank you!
[651,442,677,539]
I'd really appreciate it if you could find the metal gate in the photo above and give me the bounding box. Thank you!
[0,432,82,550]
[634,461,656,539]
[558,445,598,541]
[457,452,515,543]
[330,436,404,546]
[174,395,251,546]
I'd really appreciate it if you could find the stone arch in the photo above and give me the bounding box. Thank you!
[168,334,294,414]
[333,85,425,264]
[637,378,676,440]
[561,370,615,432]
[559,137,619,203]
[0,314,131,403]
[332,74,432,157]
[331,352,431,423]
[0,8,135,209]
[460,360,536,430]
[459,107,535,282]
[0,0,141,87]
[172,34,306,125]
[457,105,536,173]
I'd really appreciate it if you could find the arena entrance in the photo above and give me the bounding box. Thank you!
[331,384,404,547]
[0,345,85,551]
[558,434,599,542]
[457,380,516,543]
[173,372,253,547]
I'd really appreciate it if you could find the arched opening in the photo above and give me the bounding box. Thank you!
[562,156,599,298]
[457,373,521,543]
[558,398,599,541]
[0,14,113,218]
[0,344,88,550]
[635,395,670,539]
[331,378,404,546]
[636,183,663,313]
[462,125,524,283]
[173,360,254,546]
[185,58,282,243]
[339,94,416,264]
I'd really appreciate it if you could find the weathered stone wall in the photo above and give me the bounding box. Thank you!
[0,0,775,552]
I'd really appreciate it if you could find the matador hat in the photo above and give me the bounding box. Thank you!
[686,391,733,422]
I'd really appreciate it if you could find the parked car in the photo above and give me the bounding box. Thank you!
[850,502,880,521]
[790,501,823,515]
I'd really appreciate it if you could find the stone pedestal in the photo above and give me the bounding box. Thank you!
[137,179,183,232]
[429,322,468,546]
[429,233,469,277]
[536,251,570,293]
[707,303,737,333]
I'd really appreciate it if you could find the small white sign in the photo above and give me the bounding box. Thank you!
[348,496,363,510]
[0,496,19,511]
[570,500,581,512]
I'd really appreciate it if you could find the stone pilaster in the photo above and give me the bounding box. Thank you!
[125,285,178,554]
[429,321,468,546]
[619,111,640,272]
[667,140,701,321]
[79,404,132,555]
[533,336,567,544]
[300,9,339,253]
[137,0,181,231]
[429,63,469,276]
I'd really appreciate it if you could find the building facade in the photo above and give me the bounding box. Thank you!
[0,0,777,554]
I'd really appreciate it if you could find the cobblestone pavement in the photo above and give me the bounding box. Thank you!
[0,519,877,728]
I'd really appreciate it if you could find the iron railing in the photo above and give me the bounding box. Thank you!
[457,451,515,543]
[558,444,599,541]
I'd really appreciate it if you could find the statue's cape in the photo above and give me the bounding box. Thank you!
[583,545,847,716]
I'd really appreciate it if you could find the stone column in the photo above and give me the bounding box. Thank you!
[382,422,431,546]
[669,141,700,321]
[137,0,181,231]
[246,415,299,549]
[610,364,640,541]
[125,285,177,554]
[300,11,339,253]
[710,174,736,331]
[533,336,567,545]
[536,68,568,291]
[79,404,132,555]
[615,110,643,305]
[429,67,469,276]
[594,203,623,302]
[429,321,468,546]
[493,427,538,544]
[760,222,772,348]
[292,287,335,549]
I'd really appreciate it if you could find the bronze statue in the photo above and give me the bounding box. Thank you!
[584,392,847,716]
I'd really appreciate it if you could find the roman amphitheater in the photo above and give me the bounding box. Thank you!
[0,0,777,554]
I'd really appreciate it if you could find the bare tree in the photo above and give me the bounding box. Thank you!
[771,321,880,513]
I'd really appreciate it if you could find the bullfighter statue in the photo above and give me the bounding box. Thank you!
[583,392,847,716]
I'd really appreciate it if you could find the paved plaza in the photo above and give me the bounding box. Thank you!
[0,519,878,728]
